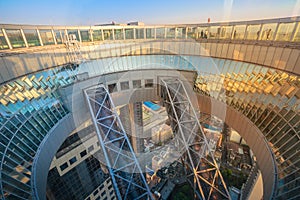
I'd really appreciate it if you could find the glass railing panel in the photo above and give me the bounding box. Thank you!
[219,26,233,39]
[67,29,79,41]
[166,27,175,38]
[275,22,296,41]
[0,29,9,49]
[146,28,155,39]
[92,29,102,41]
[208,26,219,39]
[114,29,123,40]
[53,29,64,44]
[39,29,55,45]
[186,27,196,39]
[232,25,246,40]
[23,29,40,47]
[176,27,186,39]
[260,23,277,40]
[5,29,26,48]
[156,27,165,39]
[103,29,113,40]
[135,28,144,39]
[197,27,208,39]
[80,30,91,42]
[293,23,300,42]
[245,24,261,40]
[125,28,134,39]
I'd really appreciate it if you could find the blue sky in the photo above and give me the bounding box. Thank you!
[0,0,299,25]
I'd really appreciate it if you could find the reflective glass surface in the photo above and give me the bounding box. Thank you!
[23,29,40,47]
[114,29,123,40]
[275,23,296,41]
[80,30,91,42]
[5,29,26,48]
[246,24,261,40]
[92,29,103,41]
[54,30,64,44]
[0,29,8,49]
[39,29,55,45]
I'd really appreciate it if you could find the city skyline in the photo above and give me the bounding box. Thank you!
[0,0,300,25]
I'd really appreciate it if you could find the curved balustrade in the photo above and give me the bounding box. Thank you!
[1,16,300,50]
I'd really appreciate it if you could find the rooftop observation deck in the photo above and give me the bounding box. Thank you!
[0,17,299,200]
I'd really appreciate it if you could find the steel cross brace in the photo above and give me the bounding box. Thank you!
[160,78,231,200]
[84,85,153,200]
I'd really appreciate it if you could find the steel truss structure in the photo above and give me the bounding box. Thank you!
[160,77,231,200]
[84,85,153,200]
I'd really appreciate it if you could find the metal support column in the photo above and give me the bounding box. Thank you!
[160,77,231,200]
[84,85,153,200]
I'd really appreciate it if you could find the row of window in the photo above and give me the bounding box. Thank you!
[85,179,115,200]
[1,21,300,50]
[107,79,154,93]
[59,142,99,171]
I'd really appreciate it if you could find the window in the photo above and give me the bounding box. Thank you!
[133,80,142,88]
[59,162,68,171]
[80,150,87,157]
[120,81,129,90]
[88,145,94,152]
[145,79,153,88]
[69,157,77,165]
[93,190,99,195]
[108,83,117,93]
